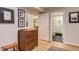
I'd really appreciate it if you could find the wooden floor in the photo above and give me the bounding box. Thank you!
[32,40,79,51]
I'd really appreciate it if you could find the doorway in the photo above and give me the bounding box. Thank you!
[52,13,63,43]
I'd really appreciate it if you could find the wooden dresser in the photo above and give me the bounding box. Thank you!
[18,29,38,51]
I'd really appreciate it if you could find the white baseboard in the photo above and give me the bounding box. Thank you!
[63,41,79,47]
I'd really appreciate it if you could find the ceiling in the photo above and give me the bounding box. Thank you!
[26,7,49,14]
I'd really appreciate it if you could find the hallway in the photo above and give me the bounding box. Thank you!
[33,40,79,51]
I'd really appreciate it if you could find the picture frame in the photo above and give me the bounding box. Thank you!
[0,7,14,23]
[26,21,28,27]
[18,19,25,27]
[18,9,25,18]
[69,12,79,23]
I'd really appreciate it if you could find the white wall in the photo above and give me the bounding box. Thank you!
[0,7,18,50]
[0,7,39,50]
[50,7,79,46]
[38,12,50,41]
[63,7,79,46]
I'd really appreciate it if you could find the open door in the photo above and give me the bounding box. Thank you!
[38,12,50,41]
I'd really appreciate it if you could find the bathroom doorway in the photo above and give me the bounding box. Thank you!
[52,13,63,43]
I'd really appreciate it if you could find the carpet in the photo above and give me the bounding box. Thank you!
[47,46,68,51]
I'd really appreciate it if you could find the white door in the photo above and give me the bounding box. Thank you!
[38,13,50,41]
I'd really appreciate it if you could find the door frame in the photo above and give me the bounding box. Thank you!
[49,12,64,42]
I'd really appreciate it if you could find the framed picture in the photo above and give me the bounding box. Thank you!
[69,12,79,23]
[0,7,14,23]
[26,21,28,26]
[18,9,25,18]
[18,19,25,27]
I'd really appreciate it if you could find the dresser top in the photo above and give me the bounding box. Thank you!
[19,28,37,31]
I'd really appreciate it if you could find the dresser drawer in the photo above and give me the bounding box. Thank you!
[18,29,38,51]
[25,37,34,43]
[25,41,35,50]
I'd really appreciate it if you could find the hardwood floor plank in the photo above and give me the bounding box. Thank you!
[32,40,79,51]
